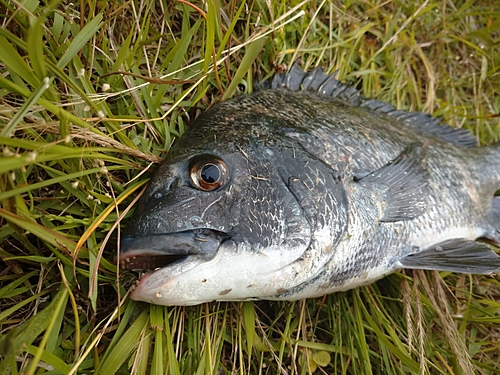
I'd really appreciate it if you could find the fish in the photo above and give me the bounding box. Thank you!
[119,62,500,306]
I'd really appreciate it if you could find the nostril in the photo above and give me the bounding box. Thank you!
[152,177,179,199]
[166,177,179,190]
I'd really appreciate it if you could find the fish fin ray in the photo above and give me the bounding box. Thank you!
[400,239,500,274]
[266,61,477,147]
[358,143,428,222]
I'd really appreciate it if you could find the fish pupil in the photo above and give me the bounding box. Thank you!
[201,164,219,183]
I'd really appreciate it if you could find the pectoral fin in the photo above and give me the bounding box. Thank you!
[358,143,428,222]
[400,239,500,274]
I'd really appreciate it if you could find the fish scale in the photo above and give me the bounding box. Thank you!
[119,63,500,306]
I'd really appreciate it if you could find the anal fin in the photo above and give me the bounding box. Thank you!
[400,239,500,275]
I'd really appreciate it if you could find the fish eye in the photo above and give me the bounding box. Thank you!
[189,155,229,192]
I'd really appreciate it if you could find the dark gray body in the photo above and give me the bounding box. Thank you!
[120,64,500,306]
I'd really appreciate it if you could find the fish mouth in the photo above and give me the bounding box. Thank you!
[118,229,229,271]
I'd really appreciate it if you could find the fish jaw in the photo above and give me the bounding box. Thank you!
[130,255,212,305]
[128,239,311,306]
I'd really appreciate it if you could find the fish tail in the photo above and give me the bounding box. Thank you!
[473,142,500,189]
[487,197,500,241]
[488,142,500,189]
[482,142,500,245]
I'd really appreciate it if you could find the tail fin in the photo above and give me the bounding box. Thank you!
[485,196,500,246]
[482,142,500,245]
[486,142,500,185]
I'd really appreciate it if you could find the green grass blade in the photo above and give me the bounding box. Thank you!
[164,308,181,375]
[0,165,129,201]
[216,1,246,62]
[57,13,103,69]
[203,2,216,75]
[0,75,99,131]
[26,345,72,374]
[0,207,82,255]
[242,301,255,359]
[150,305,165,374]
[0,270,38,298]
[1,78,50,137]
[98,299,137,365]
[27,18,47,79]
[0,288,68,374]
[0,35,40,87]
[96,307,149,375]
[222,36,267,100]
[25,287,69,375]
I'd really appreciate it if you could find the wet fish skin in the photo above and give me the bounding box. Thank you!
[120,64,500,306]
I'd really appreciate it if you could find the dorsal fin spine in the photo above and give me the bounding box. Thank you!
[265,62,477,148]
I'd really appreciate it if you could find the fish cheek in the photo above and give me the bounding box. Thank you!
[129,181,232,235]
[166,188,239,232]
[228,173,312,268]
[236,187,281,248]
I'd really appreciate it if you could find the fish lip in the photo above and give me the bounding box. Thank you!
[118,229,229,271]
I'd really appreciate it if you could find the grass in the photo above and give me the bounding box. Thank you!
[0,0,500,374]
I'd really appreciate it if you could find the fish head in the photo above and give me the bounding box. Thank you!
[120,100,318,305]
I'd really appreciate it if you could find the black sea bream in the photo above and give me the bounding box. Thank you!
[120,63,500,306]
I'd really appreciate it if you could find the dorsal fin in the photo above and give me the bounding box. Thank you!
[261,62,477,147]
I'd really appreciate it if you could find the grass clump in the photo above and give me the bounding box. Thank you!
[1,0,500,374]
